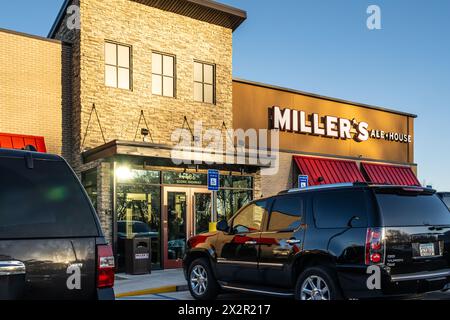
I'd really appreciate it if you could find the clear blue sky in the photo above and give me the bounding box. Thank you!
[1,0,449,190]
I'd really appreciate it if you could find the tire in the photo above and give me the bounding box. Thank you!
[188,258,219,300]
[295,266,343,300]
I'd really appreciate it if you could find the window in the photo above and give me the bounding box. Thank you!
[194,61,215,104]
[232,200,266,234]
[105,42,131,90]
[0,158,99,239]
[152,52,175,97]
[314,190,368,229]
[268,196,303,232]
[443,196,450,210]
[376,193,450,227]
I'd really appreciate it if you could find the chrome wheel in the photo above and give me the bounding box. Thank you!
[190,265,208,296]
[300,275,330,300]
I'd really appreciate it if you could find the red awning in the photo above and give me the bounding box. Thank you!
[0,133,47,153]
[361,163,420,186]
[294,156,366,186]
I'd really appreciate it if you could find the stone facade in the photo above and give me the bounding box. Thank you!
[54,0,233,168]
[0,29,72,159]
[52,0,235,244]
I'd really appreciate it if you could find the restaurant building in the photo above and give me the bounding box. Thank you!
[0,0,419,270]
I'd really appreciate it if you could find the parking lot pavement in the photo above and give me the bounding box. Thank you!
[118,290,450,301]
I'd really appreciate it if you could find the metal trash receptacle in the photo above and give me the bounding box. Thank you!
[125,237,151,275]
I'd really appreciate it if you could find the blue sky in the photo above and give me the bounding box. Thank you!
[1,0,449,190]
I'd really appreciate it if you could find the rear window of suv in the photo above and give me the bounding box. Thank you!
[376,193,450,227]
[0,157,99,239]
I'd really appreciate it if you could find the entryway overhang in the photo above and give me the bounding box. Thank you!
[82,140,272,172]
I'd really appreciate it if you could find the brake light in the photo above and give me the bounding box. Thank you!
[365,228,385,265]
[97,245,115,288]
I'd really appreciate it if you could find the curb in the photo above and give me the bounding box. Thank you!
[115,284,189,298]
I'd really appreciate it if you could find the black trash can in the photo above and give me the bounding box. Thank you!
[125,237,151,275]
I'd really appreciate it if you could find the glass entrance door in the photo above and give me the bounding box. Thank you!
[162,187,211,269]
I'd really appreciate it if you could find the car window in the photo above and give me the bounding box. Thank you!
[268,196,303,232]
[443,196,450,210]
[314,190,368,229]
[0,157,99,239]
[232,200,266,234]
[377,193,450,227]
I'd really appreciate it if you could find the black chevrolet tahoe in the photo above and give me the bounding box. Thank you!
[0,149,115,300]
[183,183,450,300]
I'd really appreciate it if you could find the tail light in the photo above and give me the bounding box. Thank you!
[97,245,115,288]
[365,228,385,265]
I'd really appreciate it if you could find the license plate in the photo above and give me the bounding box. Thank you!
[419,243,435,257]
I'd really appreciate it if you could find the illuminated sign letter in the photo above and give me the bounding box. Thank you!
[339,118,352,139]
[356,122,370,142]
[325,116,339,138]
[272,106,291,131]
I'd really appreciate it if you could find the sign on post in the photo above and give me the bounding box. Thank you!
[298,175,309,189]
[207,170,220,191]
[208,170,220,232]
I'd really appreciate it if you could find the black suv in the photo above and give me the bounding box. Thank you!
[0,149,115,300]
[183,183,450,300]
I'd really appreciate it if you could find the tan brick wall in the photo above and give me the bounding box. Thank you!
[0,29,72,158]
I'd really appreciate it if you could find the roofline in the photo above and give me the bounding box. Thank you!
[48,0,71,38]
[233,78,418,119]
[0,27,68,45]
[48,0,247,37]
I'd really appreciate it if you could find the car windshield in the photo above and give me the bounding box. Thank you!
[376,193,450,227]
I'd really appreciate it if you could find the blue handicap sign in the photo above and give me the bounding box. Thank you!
[208,170,220,191]
[298,175,309,189]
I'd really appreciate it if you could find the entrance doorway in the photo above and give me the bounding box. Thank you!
[162,187,212,269]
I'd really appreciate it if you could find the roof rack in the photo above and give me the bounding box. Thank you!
[278,182,368,195]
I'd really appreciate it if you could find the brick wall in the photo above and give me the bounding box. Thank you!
[0,29,72,159]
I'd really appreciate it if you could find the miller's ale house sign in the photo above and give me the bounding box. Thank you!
[269,106,412,144]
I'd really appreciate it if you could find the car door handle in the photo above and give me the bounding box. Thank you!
[0,261,26,276]
[245,241,258,246]
[286,239,301,245]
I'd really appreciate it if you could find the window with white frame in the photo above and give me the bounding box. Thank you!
[152,52,175,97]
[194,61,215,104]
[105,42,131,90]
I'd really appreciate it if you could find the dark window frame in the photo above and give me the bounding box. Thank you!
[105,40,133,91]
[152,51,177,98]
[194,60,216,104]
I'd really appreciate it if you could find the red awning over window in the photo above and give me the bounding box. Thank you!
[361,163,420,186]
[0,133,47,153]
[294,156,366,186]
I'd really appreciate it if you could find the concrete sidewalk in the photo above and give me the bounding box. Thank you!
[114,269,188,298]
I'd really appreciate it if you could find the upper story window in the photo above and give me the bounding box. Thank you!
[194,61,215,104]
[105,42,131,90]
[152,52,175,97]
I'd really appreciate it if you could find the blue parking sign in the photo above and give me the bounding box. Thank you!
[298,175,309,189]
[208,170,220,191]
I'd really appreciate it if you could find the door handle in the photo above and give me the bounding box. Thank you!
[0,261,26,276]
[245,241,258,246]
[286,239,301,245]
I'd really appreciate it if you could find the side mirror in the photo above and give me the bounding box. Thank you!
[216,220,230,233]
[347,216,360,228]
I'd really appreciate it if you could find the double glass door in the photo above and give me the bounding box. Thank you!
[163,187,212,269]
